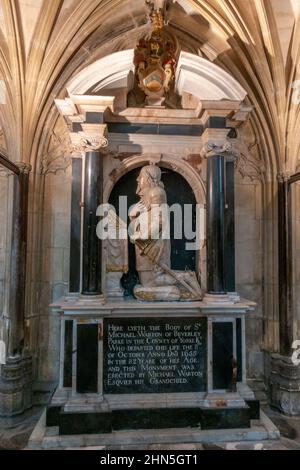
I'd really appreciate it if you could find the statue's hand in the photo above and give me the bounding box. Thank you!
[129,201,145,219]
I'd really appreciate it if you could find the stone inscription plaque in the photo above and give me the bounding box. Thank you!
[103,317,207,394]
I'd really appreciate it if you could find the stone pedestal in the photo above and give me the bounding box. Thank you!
[0,355,33,417]
[269,353,300,415]
[41,297,262,439]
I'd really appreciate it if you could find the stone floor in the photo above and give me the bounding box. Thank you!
[1,406,300,450]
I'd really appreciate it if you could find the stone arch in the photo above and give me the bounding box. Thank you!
[104,154,206,205]
[67,49,247,101]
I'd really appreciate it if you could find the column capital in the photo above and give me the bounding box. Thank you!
[71,136,109,153]
[201,141,235,159]
[277,171,292,183]
[200,128,237,159]
[70,123,109,153]
[14,162,32,175]
[55,94,112,155]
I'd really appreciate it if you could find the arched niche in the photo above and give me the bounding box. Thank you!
[104,155,206,205]
[104,154,206,296]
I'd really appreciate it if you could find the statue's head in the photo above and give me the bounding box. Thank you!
[136,164,163,196]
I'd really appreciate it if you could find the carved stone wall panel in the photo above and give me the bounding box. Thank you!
[234,122,265,184]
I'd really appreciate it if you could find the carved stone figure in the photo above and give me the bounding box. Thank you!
[105,210,128,298]
[129,164,202,301]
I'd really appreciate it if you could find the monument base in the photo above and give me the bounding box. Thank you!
[43,297,265,443]
[27,403,279,449]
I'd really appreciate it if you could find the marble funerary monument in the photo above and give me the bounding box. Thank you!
[4,0,299,447]
[41,6,262,442]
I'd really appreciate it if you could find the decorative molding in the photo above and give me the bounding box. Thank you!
[235,152,265,182]
[176,51,247,101]
[0,166,11,177]
[234,138,266,183]
[40,131,74,175]
[71,136,109,153]
[41,132,109,175]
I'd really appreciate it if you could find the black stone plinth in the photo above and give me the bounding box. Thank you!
[206,155,226,294]
[112,408,201,431]
[82,151,103,296]
[46,405,62,427]
[245,400,260,420]
[56,405,252,435]
[200,407,251,430]
[59,411,112,435]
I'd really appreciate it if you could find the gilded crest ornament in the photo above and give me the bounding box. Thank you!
[133,4,177,107]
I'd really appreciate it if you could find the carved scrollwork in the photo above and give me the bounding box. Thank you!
[201,142,235,159]
[71,137,109,153]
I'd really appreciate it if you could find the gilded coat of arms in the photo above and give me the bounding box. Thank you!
[133,6,177,107]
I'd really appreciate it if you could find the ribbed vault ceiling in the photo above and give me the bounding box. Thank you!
[0,0,299,176]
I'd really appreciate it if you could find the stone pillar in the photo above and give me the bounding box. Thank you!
[9,163,31,355]
[81,150,103,297]
[270,172,300,416]
[0,162,33,417]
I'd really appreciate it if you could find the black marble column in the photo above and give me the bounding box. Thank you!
[224,161,236,293]
[206,155,226,295]
[82,151,103,296]
[278,177,293,356]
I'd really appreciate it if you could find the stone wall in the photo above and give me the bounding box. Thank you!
[235,173,264,379]
[35,167,72,385]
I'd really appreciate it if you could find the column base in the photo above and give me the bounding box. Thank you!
[269,353,300,415]
[77,294,106,305]
[0,354,33,417]
[203,293,236,305]
[228,292,241,302]
[64,394,110,413]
